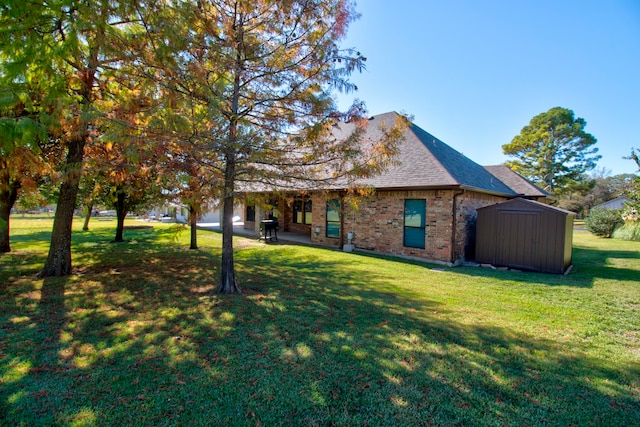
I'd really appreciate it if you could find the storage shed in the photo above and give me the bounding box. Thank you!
[475,198,575,274]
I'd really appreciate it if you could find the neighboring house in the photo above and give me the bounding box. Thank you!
[148,202,244,225]
[241,112,551,265]
[199,205,244,225]
[592,196,631,210]
[146,203,187,222]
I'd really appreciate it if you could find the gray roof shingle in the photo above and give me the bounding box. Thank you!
[592,196,632,210]
[350,112,516,195]
[249,111,543,197]
[483,165,550,198]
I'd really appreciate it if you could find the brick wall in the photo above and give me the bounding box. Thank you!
[454,192,506,262]
[309,189,506,264]
[310,193,340,246]
[245,189,507,264]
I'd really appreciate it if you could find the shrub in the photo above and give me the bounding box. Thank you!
[612,221,640,241]
[586,208,623,238]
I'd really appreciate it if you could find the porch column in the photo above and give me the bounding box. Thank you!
[254,206,264,236]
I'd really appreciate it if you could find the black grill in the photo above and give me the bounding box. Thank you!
[260,220,279,241]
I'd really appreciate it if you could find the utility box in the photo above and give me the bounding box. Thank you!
[475,198,575,274]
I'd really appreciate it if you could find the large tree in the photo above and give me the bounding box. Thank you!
[143,88,224,252]
[503,107,600,194]
[134,0,401,294]
[0,49,55,253]
[93,77,164,243]
[167,154,222,251]
[0,104,49,252]
[1,0,139,275]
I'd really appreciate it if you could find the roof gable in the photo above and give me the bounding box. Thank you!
[484,165,550,199]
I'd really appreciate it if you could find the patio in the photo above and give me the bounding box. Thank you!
[197,222,312,245]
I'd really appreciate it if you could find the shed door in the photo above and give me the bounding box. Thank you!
[495,210,540,271]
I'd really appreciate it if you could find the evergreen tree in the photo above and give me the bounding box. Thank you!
[503,107,600,194]
[134,0,403,294]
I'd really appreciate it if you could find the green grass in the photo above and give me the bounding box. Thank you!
[613,221,640,241]
[1,216,639,426]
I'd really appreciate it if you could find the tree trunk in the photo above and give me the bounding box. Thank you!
[189,204,198,250]
[38,135,85,277]
[82,202,93,231]
[216,13,243,295]
[0,181,20,253]
[216,159,241,294]
[114,190,127,242]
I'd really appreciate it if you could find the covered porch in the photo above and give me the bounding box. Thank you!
[198,220,313,246]
[241,191,351,252]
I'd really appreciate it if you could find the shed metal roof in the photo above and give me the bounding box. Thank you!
[477,197,575,215]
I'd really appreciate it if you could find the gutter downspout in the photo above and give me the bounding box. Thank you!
[451,189,465,264]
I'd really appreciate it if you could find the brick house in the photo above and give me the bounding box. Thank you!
[242,112,548,265]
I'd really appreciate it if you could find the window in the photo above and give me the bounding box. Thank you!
[293,200,303,223]
[266,199,279,219]
[246,205,255,222]
[293,197,312,224]
[304,199,312,224]
[404,199,426,249]
[326,199,340,238]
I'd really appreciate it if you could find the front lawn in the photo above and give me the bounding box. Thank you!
[1,217,639,426]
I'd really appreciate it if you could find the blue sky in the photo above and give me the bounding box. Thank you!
[337,0,640,176]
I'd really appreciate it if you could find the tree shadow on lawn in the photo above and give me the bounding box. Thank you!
[5,230,54,249]
[1,244,638,426]
[570,245,640,281]
[6,224,154,254]
[0,275,71,424]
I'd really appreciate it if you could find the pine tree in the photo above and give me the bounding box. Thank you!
[503,107,600,194]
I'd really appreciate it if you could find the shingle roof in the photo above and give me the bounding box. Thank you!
[483,165,550,199]
[248,111,541,197]
[592,196,631,210]
[345,112,516,195]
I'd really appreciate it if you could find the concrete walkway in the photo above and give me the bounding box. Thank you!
[197,222,312,245]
